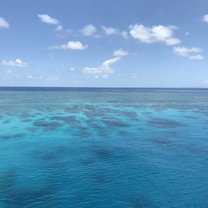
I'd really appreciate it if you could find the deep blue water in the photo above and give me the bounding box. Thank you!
[0,88,208,208]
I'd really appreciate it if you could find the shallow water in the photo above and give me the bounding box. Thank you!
[0,88,208,208]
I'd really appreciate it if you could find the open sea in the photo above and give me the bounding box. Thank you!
[0,87,208,208]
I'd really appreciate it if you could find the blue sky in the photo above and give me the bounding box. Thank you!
[0,0,208,87]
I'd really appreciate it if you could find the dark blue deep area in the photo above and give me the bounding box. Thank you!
[0,88,208,208]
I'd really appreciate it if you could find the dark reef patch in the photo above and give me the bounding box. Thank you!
[33,120,62,131]
[0,133,25,140]
[121,111,138,120]
[32,145,68,162]
[80,158,95,166]
[2,119,11,124]
[4,186,56,208]
[84,109,106,117]
[148,118,184,128]
[184,115,198,120]
[72,126,91,138]
[132,196,149,208]
[117,130,133,137]
[26,126,37,132]
[18,112,31,119]
[50,115,81,126]
[92,146,113,161]
[21,118,32,123]
[197,109,208,116]
[143,111,153,116]
[152,137,175,146]
[64,106,82,113]
[83,107,124,118]
[0,169,18,191]
[90,172,106,186]
[79,127,91,137]
[41,147,67,161]
[101,116,129,127]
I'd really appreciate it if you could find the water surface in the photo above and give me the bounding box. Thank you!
[0,88,208,208]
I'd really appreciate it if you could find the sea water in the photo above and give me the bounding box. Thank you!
[0,88,208,208]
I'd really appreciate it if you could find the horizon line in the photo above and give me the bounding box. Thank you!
[0,86,208,89]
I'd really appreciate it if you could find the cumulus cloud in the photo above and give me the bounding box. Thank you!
[0,59,28,67]
[113,48,128,57]
[102,57,121,67]
[173,47,205,60]
[102,26,119,35]
[202,14,208,23]
[38,14,60,25]
[129,24,180,45]
[51,41,87,50]
[81,24,97,36]
[102,26,128,39]
[0,17,10,28]
[82,57,121,75]
[82,48,129,76]
[38,14,63,32]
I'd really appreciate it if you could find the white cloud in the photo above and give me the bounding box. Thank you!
[102,57,121,67]
[165,38,181,46]
[38,14,60,25]
[189,55,205,60]
[202,14,208,23]
[173,47,205,60]
[38,14,63,32]
[102,26,119,35]
[0,17,10,28]
[129,24,180,45]
[81,24,97,36]
[0,59,28,67]
[51,41,87,50]
[82,49,128,76]
[113,48,128,57]
[101,26,128,39]
[82,57,121,75]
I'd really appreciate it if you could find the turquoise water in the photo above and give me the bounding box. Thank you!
[0,88,208,208]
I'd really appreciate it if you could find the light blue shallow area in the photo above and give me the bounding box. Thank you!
[0,88,208,208]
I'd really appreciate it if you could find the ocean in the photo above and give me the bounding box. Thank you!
[0,88,208,208]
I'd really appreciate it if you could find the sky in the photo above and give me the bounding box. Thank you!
[0,0,208,87]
